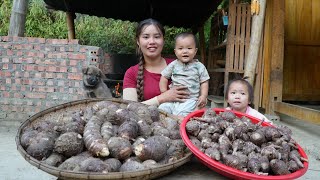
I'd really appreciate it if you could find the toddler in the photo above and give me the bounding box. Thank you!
[225,77,273,124]
[158,32,210,118]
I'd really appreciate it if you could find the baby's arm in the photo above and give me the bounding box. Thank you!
[197,80,209,109]
[159,76,169,93]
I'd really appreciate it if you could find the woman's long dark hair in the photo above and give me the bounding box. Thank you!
[135,18,165,102]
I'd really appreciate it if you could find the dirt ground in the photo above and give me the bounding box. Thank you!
[0,113,319,180]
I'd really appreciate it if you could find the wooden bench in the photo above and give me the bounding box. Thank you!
[207,95,225,108]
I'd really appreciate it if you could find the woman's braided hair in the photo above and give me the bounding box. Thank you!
[135,18,165,102]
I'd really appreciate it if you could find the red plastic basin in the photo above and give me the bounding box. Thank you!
[180,108,309,180]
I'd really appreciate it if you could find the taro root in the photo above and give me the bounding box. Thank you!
[137,120,152,137]
[161,117,179,130]
[77,157,109,173]
[205,147,221,161]
[197,129,211,140]
[92,101,119,113]
[118,120,139,140]
[261,145,281,161]
[54,120,85,134]
[270,159,290,175]
[26,132,56,160]
[232,139,245,154]
[54,132,84,157]
[127,102,153,124]
[119,160,145,172]
[134,136,170,161]
[132,136,146,150]
[142,159,158,168]
[166,139,186,160]
[20,129,38,148]
[242,142,260,155]
[289,149,307,168]
[185,120,201,136]
[189,136,201,149]
[42,153,65,167]
[260,156,270,173]
[58,151,92,171]
[224,126,236,141]
[264,127,281,141]
[250,131,266,146]
[107,137,132,160]
[83,116,109,157]
[288,160,300,172]
[247,158,268,175]
[96,107,118,125]
[101,121,114,142]
[115,109,139,125]
[104,158,122,172]
[169,130,181,140]
[206,124,222,134]
[220,111,237,122]
[152,125,170,137]
[222,154,245,170]
[147,105,160,122]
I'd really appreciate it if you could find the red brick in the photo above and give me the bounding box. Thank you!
[7,49,13,56]
[13,36,26,42]
[68,53,86,60]
[68,73,82,80]
[14,92,24,98]
[25,93,46,99]
[4,72,11,77]
[47,66,56,72]
[60,61,67,66]
[68,39,79,44]
[2,91,10,98]
[69,60,78,66]
[44,72,54,79]
[2,64,9,70]
[1,36,12,42]
[2,57,10,63]
[37,66,46,72]
[33,45,42,51]
[6,78,11,84]
[16,51,23,56]
[46,80,54,86]
[59,66,68,72]
[22,79,32,85]
[46,87,55,92]
[24,72,30,78]
[13,44,22,49]
[50,39,68,45]
[0,86,6,91]
[24,65,34,71]
[27,101,34,106]
[22,44,33,49]
[79,47,87,52]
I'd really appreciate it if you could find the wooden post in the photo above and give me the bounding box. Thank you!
[66,12,76,39]
[198,25,206,65]
[8,0,29,36]
[266,0,284,114]
[243,0,267,85]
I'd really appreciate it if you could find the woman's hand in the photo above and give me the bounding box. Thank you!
[157,86,189,104]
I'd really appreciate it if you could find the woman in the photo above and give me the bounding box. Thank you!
[123,18,190,106]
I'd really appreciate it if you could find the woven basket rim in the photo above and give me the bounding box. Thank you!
[15,98,192,179]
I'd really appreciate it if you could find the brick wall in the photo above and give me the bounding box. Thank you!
[0,36,112,124]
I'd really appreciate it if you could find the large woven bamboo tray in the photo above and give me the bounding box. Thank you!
[16,98,192,180]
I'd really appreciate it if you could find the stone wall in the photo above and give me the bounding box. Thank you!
[0,36,111,124]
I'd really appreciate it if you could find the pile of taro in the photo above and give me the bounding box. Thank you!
[186,108,308,175]
[20,101,188,173]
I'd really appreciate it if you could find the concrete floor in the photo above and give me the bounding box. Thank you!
[0,113,319,180]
